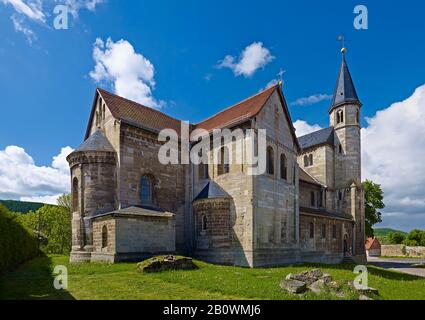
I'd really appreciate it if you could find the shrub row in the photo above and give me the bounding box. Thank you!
[0,205,39,274]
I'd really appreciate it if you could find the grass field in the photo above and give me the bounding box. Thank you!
[0,255,424,300]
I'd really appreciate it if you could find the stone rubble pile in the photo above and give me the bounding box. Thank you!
[280,269,379,300]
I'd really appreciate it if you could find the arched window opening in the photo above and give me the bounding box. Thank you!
[267,146,274,175]
[304,155,309,167]
[280,154,288,180]
[337,110,344,124]
[102,225,108,249]
[217,146,230,176]
[199,164,209,180]
[202,215,207,232]
[309,223,314,239]
[356,110,360,123]
[339,144,343,154]
[309,154,314,166]
[332,225,337,239]
[310,191,316,207]
[72,177,79,212]
[322,224,327,239]
[140,176,153,205]
[338,190,343,201]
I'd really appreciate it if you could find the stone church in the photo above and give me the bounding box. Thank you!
[67,50,366,267]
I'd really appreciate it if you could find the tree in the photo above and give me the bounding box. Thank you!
[18,205,71,254]
[388,232,406,245]
[362,180,385,237]
[57,193,72,213]
[405,229,425,247]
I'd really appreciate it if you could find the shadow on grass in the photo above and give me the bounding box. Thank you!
[0,254,75,300]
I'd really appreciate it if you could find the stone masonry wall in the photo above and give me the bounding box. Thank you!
[118,123,187,252]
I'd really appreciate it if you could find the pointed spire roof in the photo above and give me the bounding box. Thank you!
[194,181,230,202]
[74,130,115,153]
[329,50,361,113]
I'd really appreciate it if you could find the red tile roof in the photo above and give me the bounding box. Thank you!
[194,85,277,132]
[365,237,381,250]
[86,85,300,151]
[85,88,184,138]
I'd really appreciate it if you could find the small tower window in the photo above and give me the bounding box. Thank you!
[337,110,344,124]
[309,154,314,166]
[140,176,153,205]
[280,154,287,180]
[201,215,207,232]
[267,146,274,175]
[338,190,343,201]
[309,223,314,239]
[356,110,360,123]
[102,225,108,249]
[339,144,343,154]
[322,224,327,239]
[310,191,316,207]
[72,177,79,212]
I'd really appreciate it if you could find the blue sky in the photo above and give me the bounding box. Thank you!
[1,0,425,230]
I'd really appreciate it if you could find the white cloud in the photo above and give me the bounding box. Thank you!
[1,0,105,41]
[217,42,274,77]
[290,94,333,106]
[293,120,323,137]
[0,146,73,203]
[11,14,37,44]
[259,79,279,92]
[362,84,425,230]
[1,0,45,22]
[20,194,61,205]
[64,0,105,17]
[90,37,164,108]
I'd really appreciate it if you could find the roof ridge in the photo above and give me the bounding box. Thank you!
[298,126,333,139]
[194,84,278,126]
[97,88,182,124]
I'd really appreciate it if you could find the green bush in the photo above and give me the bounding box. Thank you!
[0,205,39,274]
[404,229,425,247]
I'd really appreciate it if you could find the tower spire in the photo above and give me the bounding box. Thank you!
[329,46,361,113]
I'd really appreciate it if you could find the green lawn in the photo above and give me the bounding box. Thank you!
[0,255,424,300]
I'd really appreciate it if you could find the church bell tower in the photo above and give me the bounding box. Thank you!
[329,48,366,261]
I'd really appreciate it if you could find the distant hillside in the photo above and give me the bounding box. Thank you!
[0,200,45,214]
[374,228,407,237]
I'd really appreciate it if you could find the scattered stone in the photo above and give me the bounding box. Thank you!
[137,255,198,273]
[356,286,379,295]
[321,273,333,284]
[280,279,308,294]
[359,294,374,301]
[329,281,340,290]
[309,279,326,294]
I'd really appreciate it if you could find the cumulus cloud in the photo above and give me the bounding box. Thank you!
[290,94,333,107]
[90,37,164,108]
[0,146,73,204]
[217,42,274,77]
[293,120,323,137]
[362,84,425,230]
